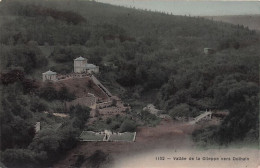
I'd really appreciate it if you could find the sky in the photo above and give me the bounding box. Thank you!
[96,0,260,16]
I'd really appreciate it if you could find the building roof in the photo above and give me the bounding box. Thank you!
[74,56,86,61]
[86,63,97,69]
[204,48,215,50]
[42,70,57,75]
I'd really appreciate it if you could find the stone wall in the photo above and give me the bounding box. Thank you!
[56,72,90,81]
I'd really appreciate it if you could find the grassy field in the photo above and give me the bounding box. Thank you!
[79,131,105,141]
[109,132,136,141]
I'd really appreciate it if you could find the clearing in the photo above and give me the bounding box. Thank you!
[54,120,202,168]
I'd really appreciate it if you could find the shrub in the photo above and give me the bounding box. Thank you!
[106,118,112,124]
[70,105,90,129]
[1,149,41,168]
[119,119,137,132]
[87,150,107,168]
[169,103,190,119]
[38,86,75,101]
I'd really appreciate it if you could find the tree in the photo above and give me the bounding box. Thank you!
[169,103,190,119]
[119,119,137,132]
[8,45,48,73]
[1,149,40,168]
[38,85,58,101]
[70,105,90,129]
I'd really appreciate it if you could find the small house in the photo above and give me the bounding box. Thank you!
[42,70,57,82]
[204,48,215,55]
[86,64,99,73]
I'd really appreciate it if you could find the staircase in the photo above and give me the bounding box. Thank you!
[189,111,212,124]
[91,75,112,97]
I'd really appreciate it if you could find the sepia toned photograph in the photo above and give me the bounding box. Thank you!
[0,0,259,167]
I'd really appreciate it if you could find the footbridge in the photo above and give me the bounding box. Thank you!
[189,111,212,124]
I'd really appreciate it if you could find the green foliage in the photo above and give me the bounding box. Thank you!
[139,110,160,126]
[69,105,90,129]
[50,46,86,63]
[192,126,218,147]
[0,114,35,150]
[87,150,108,168]
[88,115,137,132]
[1,149,46,168]
[72,155,85,168]
[30,98,48,112]
[169,103,190,118]
[38,85,57,101]
[0,1,259,166]
[50,64,72,74]
[213,80,258,108]
[119,119,137,132]
[215,96,258,144]
[29,124,79,165]
[0,81,80,166]
[0,85,35,150]
[5,44,48,73]
[16,5,86,25]
[38,85,75,101]
[0,69,25,85]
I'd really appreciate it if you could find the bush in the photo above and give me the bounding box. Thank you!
[106,118,112,124]
[140,110,154,120]
[30,98,48,112]
[38,85,58,101]
[169,103,190,119]
[50,64,72,74]
[38,86,75,101]
[70,105,90,129]
[8,45,48,73]
[119,119,137,132]
[73,155,86,167]
[87,150,107,168]
[1,149,42,168]
[50,46,86,63]
[28,124,78,165]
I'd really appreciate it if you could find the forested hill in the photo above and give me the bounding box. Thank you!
[204,15,260,32]
[0,0,259,149]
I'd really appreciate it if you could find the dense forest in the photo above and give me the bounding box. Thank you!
[0,0,259,167]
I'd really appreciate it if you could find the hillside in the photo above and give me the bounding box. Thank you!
[52,78,107,99]
[204,15,260,31]
[0,0,259,167]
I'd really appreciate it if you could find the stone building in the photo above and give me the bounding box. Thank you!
[143,104,161,115]
[74,56,88,73]
[42,70,57,82]
[74,56,99,73]
[86,64,99,73]
[35,122,40,133]
[204,48,215,55]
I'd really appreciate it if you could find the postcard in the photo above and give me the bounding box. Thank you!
[0,0,259,168]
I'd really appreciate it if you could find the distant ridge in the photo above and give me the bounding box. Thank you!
[203,15,260,31]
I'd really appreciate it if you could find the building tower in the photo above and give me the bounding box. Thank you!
[74,56,88,73]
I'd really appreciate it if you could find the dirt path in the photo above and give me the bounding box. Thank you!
[54,120,199,168]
